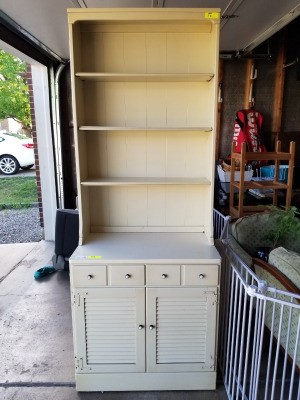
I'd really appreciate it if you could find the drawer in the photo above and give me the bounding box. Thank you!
[108,265,145,286]
[71,265,107,287]
[146,264,180,286]
[181,264,219,286]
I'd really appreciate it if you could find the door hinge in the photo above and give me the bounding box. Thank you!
[211,354,217,370]
[73,293,80,306]
[204,290,218,305]
[215,291,219,305]
[75,355,84,371]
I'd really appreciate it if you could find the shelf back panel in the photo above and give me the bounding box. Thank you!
[81,81,214,128]
[81,130,212,180]
[84,185,209,232]
[75,29,216,74]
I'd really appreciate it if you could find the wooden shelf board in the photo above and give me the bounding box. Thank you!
[79,126,213,132]
[230,205,267,218]
[231,181,288,190]
[68,9,220,26]
[81,177,211,186]
[75,72,214,82]
[231,152,293,161]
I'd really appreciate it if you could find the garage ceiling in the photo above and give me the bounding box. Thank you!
[0,0,299,61]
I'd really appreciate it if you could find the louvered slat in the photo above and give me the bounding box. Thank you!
[156,297,208,364]
[84,297,137,364]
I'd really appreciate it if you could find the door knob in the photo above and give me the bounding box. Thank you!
[125,274,131,279]
[87,274,93,280]
[138,325,144,330]
[161,274,167,279]
[149,325,155,330]
[199,274,205,279]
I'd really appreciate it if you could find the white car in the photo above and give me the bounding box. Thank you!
[0,133,35,175]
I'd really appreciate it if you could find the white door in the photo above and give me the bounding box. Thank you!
[146,287,217,373]
[73,288,145,373]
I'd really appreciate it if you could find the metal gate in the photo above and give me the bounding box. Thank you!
[214,210,300,400]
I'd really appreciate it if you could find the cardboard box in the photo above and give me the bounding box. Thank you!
[217,165,253,182]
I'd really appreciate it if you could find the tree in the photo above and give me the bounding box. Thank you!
[0,49,31,132]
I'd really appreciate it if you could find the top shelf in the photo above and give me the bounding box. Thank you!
[75,72,215,82]
[68,8,221,25]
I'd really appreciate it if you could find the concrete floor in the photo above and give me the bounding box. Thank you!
[0,241,228,400]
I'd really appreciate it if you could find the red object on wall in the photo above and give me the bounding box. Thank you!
[233,109,266,154]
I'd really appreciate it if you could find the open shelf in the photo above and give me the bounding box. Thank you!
[76,72,215,82]
[79,126,213,132]
[81,177,211,186]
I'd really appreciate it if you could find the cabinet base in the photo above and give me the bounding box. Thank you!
[75,371,217,391]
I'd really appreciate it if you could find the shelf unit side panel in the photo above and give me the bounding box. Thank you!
[204,22,220,243]
[77,131,88,180]
[88,185,206,232]
[69,22,89,243]
[70,23,83,74]
[80,186,91,244]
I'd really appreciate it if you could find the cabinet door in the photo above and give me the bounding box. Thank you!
[146,287,217,373]
[72,288,145,373]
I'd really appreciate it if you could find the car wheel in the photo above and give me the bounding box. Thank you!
[20,164,34,170]
[0,155,20,175]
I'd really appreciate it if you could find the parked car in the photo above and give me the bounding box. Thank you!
[0,132,35,175]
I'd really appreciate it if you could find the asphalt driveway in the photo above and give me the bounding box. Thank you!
[0,167,36,178]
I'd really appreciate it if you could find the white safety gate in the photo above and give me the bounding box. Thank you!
[214,209,300,400]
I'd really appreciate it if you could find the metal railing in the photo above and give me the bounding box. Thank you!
[213,208,231,240]
[213,209,300,400]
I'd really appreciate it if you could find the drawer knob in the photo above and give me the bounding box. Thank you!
[125,274,131,279]
[149,325,155,330]
[161,273,168,279]
[87,274,93,280]
[138,325,144,330]
[199,274,205,279]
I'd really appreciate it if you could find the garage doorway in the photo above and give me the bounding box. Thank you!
[0,42,57,242]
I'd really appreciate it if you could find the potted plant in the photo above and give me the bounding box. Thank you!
[267,206,300,248]
[256,206,300,261]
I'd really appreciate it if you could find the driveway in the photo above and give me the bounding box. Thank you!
[0,167,36,178]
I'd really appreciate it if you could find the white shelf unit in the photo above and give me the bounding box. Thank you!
[69,8,220,244]
[68,8,221,392]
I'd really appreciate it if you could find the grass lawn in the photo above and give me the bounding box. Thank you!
[0,177,38,207]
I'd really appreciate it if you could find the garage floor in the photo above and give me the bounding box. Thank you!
[0,241,228,400]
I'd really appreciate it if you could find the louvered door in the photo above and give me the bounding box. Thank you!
[73,288,145,373]
[146,288,217,373]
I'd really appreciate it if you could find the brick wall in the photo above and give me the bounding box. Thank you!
[26,64,44,228]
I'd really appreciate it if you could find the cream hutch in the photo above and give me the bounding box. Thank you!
[68,8,221,391]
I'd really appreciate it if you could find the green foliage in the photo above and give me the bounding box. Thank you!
[0,177,37,208]
[266,206,300,249]
[0,50,31,129]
